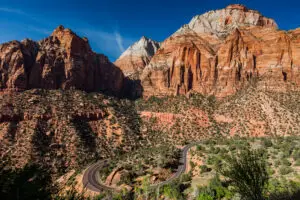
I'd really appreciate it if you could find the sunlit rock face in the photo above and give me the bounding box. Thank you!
[115,36,160,79]
[175,4,277,37]
[140,4,300,97]
[0,25,124,96]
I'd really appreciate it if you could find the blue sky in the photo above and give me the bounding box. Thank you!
[0,0,300,61]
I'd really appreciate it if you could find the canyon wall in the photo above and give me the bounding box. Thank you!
[138,4,300,97]
[0,25,124,96]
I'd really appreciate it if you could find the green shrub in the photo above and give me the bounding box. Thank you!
[200,165,212,173]
[219,148,228,155]
[209,146,216,153]
[212,147,221,154]
[196,175,233,200]
[268,178,300,199]
[197,193,214,200]
[163,184,182,200]
[196,145,205,151]
[180,172,192,182]
[262,138,273,148]
[292,150,300,161]
[207,156,214,165]
[279,166,293,175]
[294,159,300,166]
[229,145,236,151]
[267,167,275,175]
[281,158,292,166]
[274,160,281,167]
[207,95,216,107]
[190,161,196,169]
[219,148,269,200]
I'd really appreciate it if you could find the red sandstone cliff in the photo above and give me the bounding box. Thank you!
[0,25,124,96]
[139,4,300,97]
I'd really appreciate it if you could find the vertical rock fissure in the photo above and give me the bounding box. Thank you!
[188,67,193,90]
[214,56,219,86]
[253,55,257,69]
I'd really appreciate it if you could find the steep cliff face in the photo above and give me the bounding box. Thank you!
[141,31,220,96]
[141,5,300,97]
[0,25,124,96]
[115,36,160,79]
[0,39,38,90]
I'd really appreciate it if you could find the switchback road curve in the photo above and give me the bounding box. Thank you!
[82,143,198,193]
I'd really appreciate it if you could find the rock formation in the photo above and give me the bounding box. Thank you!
[175,4,277,37]
[1,4,300,99]
[115,36,160,79]
[0,25,124,96]
[140,4,300,97]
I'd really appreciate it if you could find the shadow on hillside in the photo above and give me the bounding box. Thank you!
[71,119,97,153]
[269,190,300,200]
[7,121,18,142]
[93,62,144,100]
[123,77,143,100]
[0,164,53,200]
[31,119,52,166]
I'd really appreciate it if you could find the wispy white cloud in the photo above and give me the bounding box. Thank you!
[27,26,52,35]
[115,32,125,52]
[0,6,46,24]
[78,28,136,61]
[0,7,135,61]
[0,7,25,15]
[0,6,53,39]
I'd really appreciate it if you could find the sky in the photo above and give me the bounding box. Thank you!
[0,0,300,61]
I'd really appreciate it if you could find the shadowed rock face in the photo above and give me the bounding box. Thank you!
[0,25,124,97]
[0,39,38,90]
[140,5,300,98]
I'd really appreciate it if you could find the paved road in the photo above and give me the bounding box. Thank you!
[82,160,117,193]
[82,143,199,193]
[149,143,195,189]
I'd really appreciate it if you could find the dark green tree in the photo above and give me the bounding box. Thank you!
[219,148,269,200]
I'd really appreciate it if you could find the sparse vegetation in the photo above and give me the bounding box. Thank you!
[220,148,269,200]
[2,87,300,199]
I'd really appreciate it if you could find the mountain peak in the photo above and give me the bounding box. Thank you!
[226,4,248,11]
[115,37,161,77]
[119,36,160,59]
[140,36,148,41]
[51,25,87,43]
[175,4,277,37]
[51,25,73,37]
[53,25,65,32]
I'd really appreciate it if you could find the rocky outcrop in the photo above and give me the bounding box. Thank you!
[141,31,220,96]
[0,39,38,90]
[115,36,160,79]
[175,4,277,37]
[0,25,124,96]
[141,5,300,97]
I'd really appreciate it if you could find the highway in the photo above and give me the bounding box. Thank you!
[82,143,198,193]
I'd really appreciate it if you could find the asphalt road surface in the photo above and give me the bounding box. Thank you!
[82,143,198,193]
